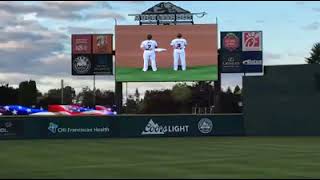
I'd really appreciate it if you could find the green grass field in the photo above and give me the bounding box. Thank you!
[116,65,218,82]
[1,137,320,179]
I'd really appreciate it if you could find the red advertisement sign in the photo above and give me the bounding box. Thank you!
[242,31,262,51]
[72,35,92,54]
[92,34,113,54]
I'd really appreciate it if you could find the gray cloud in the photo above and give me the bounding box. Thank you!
[287,51,305,57]
[0,2,80,20]
[302,21,320,31]
[264,52,282,60]
[0,18,69,76]
[62,26,113,34]
[113,1,146,4]
[85,12,127,21]
[256,20,265,24]
[127,1,145,3]
[100,1,113,9]
[295,1,306,5]
[0,1,111,21]
[312,7,320,12]
[0,10,18,26]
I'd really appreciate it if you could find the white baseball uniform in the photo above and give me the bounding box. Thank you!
[170,38,187,71]
[140,40,158,71]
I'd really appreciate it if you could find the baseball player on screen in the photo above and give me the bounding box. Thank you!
[140,34,158,72]
[170,33,188,71]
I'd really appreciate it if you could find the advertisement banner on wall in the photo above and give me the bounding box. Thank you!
[72,35,92,54]
[92,54,113,75]
[92,34,113,54]
[242,31,262,51]
[0,120,23,138]
[47,118,113,138]
[72,54,93,75]
[117,116,218,137]
[242,51,263,73]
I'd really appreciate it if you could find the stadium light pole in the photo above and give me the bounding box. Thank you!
[61,79,64,104]
[114,18,118,26]
[93,75,96,107]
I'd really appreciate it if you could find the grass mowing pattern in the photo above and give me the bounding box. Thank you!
[116,65,218,82]
[0,137,320,178]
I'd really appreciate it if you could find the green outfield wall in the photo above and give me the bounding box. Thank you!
[0,114,244,139]
[243,64,320,135]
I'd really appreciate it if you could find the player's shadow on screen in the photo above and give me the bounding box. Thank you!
[147,65,184,71]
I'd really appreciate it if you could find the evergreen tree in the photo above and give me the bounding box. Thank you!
[233,85,241,95]
[306,42,320,64]
[134,88,140,101]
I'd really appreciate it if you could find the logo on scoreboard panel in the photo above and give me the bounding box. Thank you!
[242,31,262,51]
[96,35,107,49]
[223,33,240,52]
[223,56,241,66]
[73,55,91,74]
[72,35,92,54]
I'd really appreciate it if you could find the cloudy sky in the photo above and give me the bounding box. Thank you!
[0,1,319,96]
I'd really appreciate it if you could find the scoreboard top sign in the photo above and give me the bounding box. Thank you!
[129,2,202,25]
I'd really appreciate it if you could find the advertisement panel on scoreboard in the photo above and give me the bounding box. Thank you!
[221,52,242,73]
[242,31,262,51]
[72,35,92,54]
[92,34,113,54]
[92,54,113,75]
[72,54,93,75]
[71,34,114,76]
[115,24,218,82]
[220,31,263,73]
[242,51,263,73]
[221,32,242,52]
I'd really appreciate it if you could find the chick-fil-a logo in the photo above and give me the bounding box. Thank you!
[242,32,262,51]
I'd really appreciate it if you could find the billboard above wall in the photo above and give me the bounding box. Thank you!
[115,24,218,82]
[220,31,263,73]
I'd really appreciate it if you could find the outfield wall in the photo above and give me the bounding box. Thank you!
[0,114,244,139]
[243,64,320,135]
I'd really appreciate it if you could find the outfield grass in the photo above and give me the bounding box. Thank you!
[115,65,218,82]
[0,137,320,179]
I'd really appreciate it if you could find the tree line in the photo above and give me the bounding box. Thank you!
[124,82,242,114]
[0,81,115,109]
[0,80,242,114]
